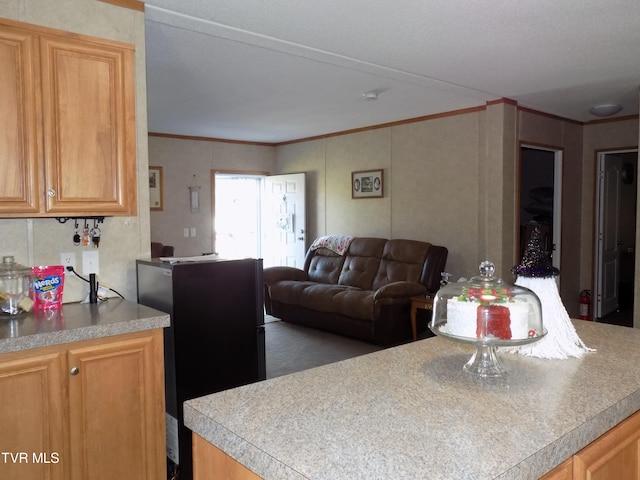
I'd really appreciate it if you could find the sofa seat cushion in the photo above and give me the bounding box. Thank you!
[269,281,318,306]
[331,289,376,320]
[273,281,375,320]
[300,284,360,313]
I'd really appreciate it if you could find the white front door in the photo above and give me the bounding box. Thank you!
[262,173,306,268]
[595,154,623,318]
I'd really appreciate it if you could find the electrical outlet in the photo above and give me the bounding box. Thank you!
[60,252,76,270]
[183,228,189,237]
[82,250,100,275]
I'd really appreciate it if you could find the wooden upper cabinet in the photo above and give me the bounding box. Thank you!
[0,25,41,214]
[0,18,137,217]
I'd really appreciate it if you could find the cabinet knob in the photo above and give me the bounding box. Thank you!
[47,189,56,198]
[70,366,79,376]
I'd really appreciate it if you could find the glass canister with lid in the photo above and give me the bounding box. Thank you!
[0,256,33,317]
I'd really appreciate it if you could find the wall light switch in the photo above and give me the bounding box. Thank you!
[82,250,100,275]
[183,228,189,237]
[190,227,196,237]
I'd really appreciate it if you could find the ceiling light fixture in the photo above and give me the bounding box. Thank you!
[589,103,623,117]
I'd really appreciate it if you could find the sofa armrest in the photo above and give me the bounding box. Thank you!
[264,266,308,285]
[374,281,427,302]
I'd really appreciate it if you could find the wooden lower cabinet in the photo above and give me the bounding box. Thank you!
[0,350,67,479]
[193,434,262,480]
[542,409,640,480]
[541,458,573,480]
[0,329,165,480]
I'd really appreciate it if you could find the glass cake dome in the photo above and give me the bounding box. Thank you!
[429,261,544,377]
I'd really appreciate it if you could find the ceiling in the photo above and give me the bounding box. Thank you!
[144,0,640,144]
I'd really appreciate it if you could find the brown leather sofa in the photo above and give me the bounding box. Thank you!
[263,237,448,346]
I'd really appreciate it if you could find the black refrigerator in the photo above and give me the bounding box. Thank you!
[136,258,266,480]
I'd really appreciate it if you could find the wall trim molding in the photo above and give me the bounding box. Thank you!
[148,132,274,147]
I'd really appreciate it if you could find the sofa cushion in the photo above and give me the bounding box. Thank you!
[332,289,375,320]
[307,247,345,284]
[372,240,431,290]
[300,284,358,313]
[338,238,386,289]
[269,281,317,306]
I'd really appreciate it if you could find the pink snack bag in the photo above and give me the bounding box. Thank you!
[32,266,65,311]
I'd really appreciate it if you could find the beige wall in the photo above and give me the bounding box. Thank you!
[148,136,276,256]
[0,0,150,303]
[274,108,639,318]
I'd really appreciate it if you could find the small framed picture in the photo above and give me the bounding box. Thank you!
[352,169,383,199]
[149,166,163,211]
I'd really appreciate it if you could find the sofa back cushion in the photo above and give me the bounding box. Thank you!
[372,239,431,290]
[338,238,386,289]
[306,248,346,284]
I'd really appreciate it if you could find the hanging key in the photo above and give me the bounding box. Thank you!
[82,225,90,246]
[73,221,81,246]
[91,227,101,248]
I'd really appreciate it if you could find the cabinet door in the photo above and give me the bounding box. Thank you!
[193,433,262,480]
[67,330,165,480]
[574,409,640,480]
[0,25,41,214]
[540,458,572,480]
[39,34,136,215]
[0,351,67,480]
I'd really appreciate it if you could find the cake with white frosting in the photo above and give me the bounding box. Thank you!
[442,287,533,340]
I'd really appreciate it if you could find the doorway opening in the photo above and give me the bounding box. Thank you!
[594,150,637,328]
[213,172,265,259]
[518,145,563,272]
[212,171,307,267]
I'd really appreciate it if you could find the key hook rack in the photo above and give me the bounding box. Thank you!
[55,216,105,224]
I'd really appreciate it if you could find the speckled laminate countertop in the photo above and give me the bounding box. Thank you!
[0,299,170,354]
[184,320,640,480]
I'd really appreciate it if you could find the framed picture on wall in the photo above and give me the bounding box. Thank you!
[149,166,163,211]
[352,169,383,199]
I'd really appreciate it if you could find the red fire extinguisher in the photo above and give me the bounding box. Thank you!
[579,290,591,320]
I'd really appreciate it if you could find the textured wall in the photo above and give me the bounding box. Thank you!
[0,0,149,303]
[148,136,276,257]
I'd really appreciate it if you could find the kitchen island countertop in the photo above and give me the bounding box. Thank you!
[185,320,640,479]
[0,299,169,354]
